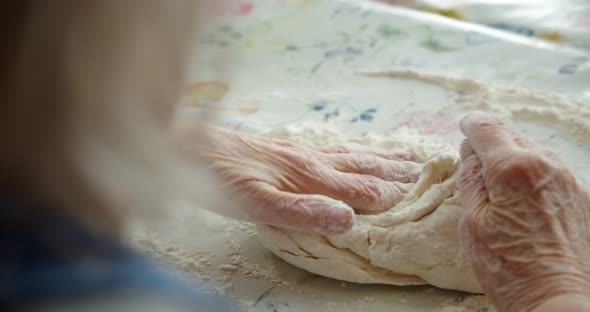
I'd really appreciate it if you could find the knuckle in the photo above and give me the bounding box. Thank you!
[362,177,382,200]
[356,155,379,171]
[336,146,350,153]
[367,179,405,210]
[490,152,548,184]
[487,151,558,202]
[280,150,320,171]
[396,151,415,161]
[356,177,392,210]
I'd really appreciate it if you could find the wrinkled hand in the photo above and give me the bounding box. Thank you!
[458,112,590,312]
[205,126,421,235]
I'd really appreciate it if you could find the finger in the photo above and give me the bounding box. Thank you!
[459,138,476,160]
[372,151,415,161]
[317,145,350,154]
[310,170,414,213]
[460,112,518,164]
[245,182,355,235]
[326,153,421,183]
[267,138,300,149]
[458,140,488,210]
[318,145,415,161]
[457,141,488,262]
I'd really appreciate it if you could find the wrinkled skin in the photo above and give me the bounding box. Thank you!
[205,126,421,235]
[458,112,590,312]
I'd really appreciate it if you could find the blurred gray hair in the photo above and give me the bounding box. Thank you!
[0,0,235,237]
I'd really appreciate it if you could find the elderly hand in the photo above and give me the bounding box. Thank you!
[458,112,590,312]
[202,126,421,235]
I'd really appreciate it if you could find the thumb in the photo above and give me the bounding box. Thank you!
[458,139,488,209]
[458,140,488,262]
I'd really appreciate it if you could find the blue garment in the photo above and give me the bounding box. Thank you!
[0,197,232,311]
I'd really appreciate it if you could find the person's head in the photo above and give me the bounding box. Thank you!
[0,0,228,236]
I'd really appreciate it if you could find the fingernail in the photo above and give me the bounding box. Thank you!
[460,112,503,133]
[320,202,354,235]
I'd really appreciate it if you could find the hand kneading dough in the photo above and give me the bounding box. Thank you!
[256,125,481,293]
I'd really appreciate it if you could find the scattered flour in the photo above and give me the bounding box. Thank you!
[131,220,282,297]
[435,295,494,312]
[133,236,216,284]
[360,69,590,147]
[222,221,281,287]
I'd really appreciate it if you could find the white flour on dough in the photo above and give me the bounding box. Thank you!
[257,125,481,293]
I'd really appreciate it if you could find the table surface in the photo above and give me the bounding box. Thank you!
[156,1,590,311]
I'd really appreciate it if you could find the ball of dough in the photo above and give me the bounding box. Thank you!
[256,125,481,293]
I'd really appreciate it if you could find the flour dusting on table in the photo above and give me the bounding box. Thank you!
[360,68,590,147]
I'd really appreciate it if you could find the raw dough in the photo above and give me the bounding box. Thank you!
[257,125,481,293]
